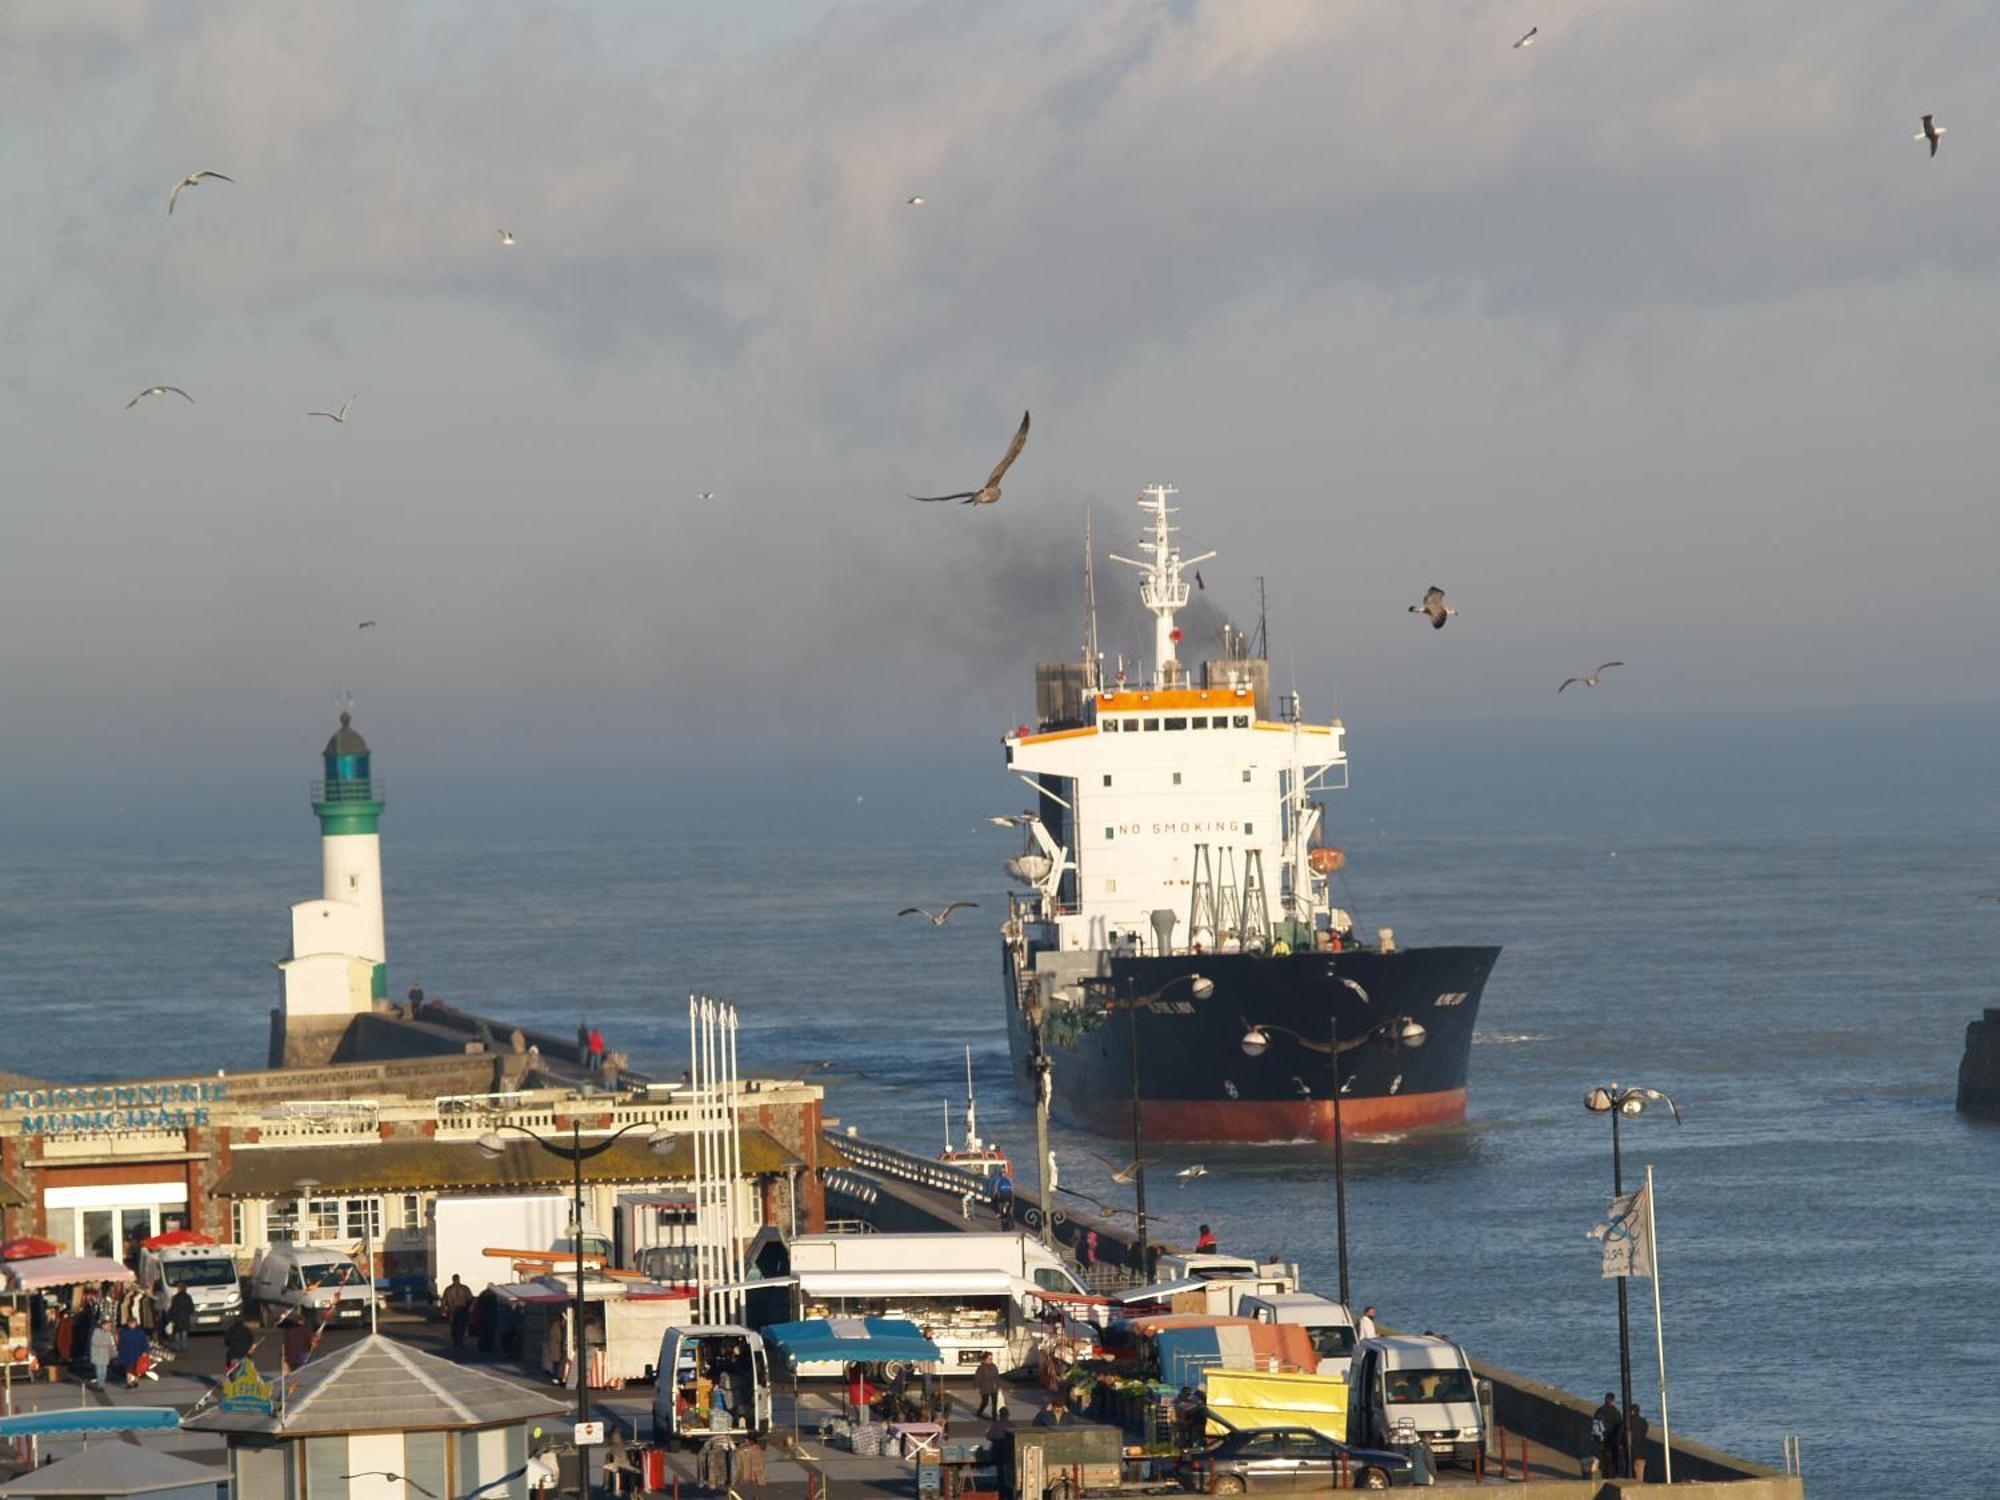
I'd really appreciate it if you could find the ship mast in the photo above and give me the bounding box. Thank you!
[1082,513,1102,693]
[1108,485,1215,687]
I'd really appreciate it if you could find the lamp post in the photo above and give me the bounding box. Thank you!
[1062,972,1214,1272]
[1583,1083,1680,1481]
[1239,1015,1427,1308]
[477,1117,676,1498]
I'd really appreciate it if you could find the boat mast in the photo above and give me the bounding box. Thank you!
[1108,486,1214,687]
[963,1044,981,1151]
[1082,512,1102,693]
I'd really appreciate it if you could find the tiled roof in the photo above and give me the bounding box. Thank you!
[210,1127,804,1197]
[184,1334,565,1436]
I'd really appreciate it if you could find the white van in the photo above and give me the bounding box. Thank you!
[249,1244,376,1327]
[1237,1292,1359,1378]
[1346,1335,1485,1469]
[651,1325,772,1447]
[137,1244,244,1333]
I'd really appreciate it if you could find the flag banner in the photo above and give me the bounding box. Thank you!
[1594,1185,1654,1279]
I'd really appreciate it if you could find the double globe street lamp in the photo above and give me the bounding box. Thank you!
[1057,972,1215,1270]
[476,1117,678,1496]
[1583,1083,1680,1482]
[1239,1014,1428,1307]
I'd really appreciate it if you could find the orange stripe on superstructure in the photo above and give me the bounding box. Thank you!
[1014,725,1099,745]
[1252,721,1338,734]
[1092,688,1257,711]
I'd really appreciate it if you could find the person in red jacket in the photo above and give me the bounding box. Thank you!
[1195,1224,1218,1252]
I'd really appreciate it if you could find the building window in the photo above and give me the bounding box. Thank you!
[1164,716,1187,730]
[1172,772,1182,785]
[230,1202,245,1246]
[276,1197,382,1244]
[401,1194,423,1231]
[267,1200,299,1244]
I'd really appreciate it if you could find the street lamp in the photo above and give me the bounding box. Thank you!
[477,1117,677,1497]
[1582,1083,1680,1481]
[1062,972,1214,1272]
[1239,1015,1427,1307]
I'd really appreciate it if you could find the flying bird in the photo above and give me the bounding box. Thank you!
[898,902,980,926]
[1222,1079,1239,1099]
[357,620,377,630]
[1558,662,1625,693]
[1917,115,1946,158]
[907,195,927,206]
[1339,976,1371,1005]
[343,1477,436,1500]
[1409,586,1456,630]
[1513,26,1538,48]
[912,410,1031,505]
[1292,1076,1313,1097]
[1090,1154,1140,1185]
[308,395,357,424]
[1175,1164,1208,1180]
[167,170,233,215]
[499,229,516,245]
[697,491,715,501]
[126,385,193,408]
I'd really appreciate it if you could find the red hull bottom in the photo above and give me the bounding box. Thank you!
[1067,1087,1468,1144]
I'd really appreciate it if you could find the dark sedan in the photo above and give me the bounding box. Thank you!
[1202,1426,1416,1492]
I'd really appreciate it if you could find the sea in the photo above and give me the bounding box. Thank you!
[4,706,1997,1498]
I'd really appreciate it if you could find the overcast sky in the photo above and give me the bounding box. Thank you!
[4,0,1997,829]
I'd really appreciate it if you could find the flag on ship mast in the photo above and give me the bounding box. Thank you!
[1589,1183,1654,1279]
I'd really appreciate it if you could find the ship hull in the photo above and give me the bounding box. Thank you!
[1003,945,1499,1144]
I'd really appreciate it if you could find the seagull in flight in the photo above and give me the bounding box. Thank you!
[1409,585,1456,630]
[167,170,233,215]
[907,195,927,206]
[1175,1164,1208,1180]
[1559,662,1625,692]
[1339,976,1371,1005]
[499,229,516,246]
[1513,26,1538,48]
[898,902,980,927]
[126,385,193,408]
[308,395,357,424]
[342,1477,436,1499]
[696,490,716,501]
[357,620,377,630]
[912,410,1031,505]
[1090,1153,1140,1185]
[1917,115,1946,158]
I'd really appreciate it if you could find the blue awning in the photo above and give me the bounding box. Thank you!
[0,1406,182,1438]
[761,1317,942,1366]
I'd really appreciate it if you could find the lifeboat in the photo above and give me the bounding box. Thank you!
[1308,846,1345,875]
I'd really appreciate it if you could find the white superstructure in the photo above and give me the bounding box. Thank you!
[1004,488,1349,957]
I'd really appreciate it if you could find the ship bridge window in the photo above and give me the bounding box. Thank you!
[1103,774,1113,787]
[1164,716,1188,730]
[1192,716,1208,728]
[1104,827,1115,840]
[1144,718,1160,731]
[1172,772,1182,785]
[1212,720,1229,731]
[1242,770,1252,782]
[1101,719,1119,732]
[1233,714,1250,727]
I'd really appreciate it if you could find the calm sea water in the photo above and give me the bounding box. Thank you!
[4,713,1997,1498]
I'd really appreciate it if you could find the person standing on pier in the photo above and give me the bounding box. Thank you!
[589,1026,607,1073]
[441,1273,474,1351]
[1195,1224,1217,1252]
[1356,1306,1378,1342]
[1627,1400,1651,1481]
[1591,1393,1623,1479]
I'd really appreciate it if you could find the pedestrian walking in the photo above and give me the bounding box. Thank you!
[87,1320,114,1389]
[1356,1305,1379,1343]
[222,1314,254,1371]
[1628,1400,1651,1481]
[166,1287,195,1355]
[974,1350,1002,1420]
[1591,1393,1623,1479]
[441,1273,474,1351]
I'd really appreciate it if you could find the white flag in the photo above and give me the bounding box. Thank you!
[1596,1184,1654,1279]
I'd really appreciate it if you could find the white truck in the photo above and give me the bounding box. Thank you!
[786,1231,1087,1295]
[427,1194,610,1299]
[1123,1253,1300,1316]
[1237,1291,1360,1378]
[137,1243,244,1333]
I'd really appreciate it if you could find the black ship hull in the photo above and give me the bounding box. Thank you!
[1003,945,1500,1143]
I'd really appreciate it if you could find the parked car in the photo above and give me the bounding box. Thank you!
[1202,1425,1416,1492]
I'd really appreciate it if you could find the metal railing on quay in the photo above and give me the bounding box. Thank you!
[826,1131,992,1197]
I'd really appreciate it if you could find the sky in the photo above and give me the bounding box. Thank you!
[3,0,1998,835]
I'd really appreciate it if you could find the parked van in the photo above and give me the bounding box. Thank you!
[652,1325,772,1446]
[136,1244,244,1333]
[1346,1335,1485,1469]
[1237,1292,1359,1378]
[249,1244,376,1328]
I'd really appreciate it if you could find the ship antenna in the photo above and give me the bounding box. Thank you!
[1082,511,1102,693]
[1107,484,1214,687]
[1253,576,1269,661]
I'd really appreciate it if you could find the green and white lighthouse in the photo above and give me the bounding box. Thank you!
[275,709,390,1066]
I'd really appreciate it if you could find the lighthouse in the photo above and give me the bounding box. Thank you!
[272,709,390,1067]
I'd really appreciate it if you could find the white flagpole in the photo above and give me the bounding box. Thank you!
[1646,1163,1672,1484]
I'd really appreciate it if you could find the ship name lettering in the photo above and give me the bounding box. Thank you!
[1434,992,1467,1007]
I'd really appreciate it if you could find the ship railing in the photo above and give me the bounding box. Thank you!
[825,1130,993,1197]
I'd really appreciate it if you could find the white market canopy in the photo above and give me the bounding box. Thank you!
[0,1256,135,1292]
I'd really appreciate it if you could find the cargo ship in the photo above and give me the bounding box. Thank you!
[999,487,1499,1142]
